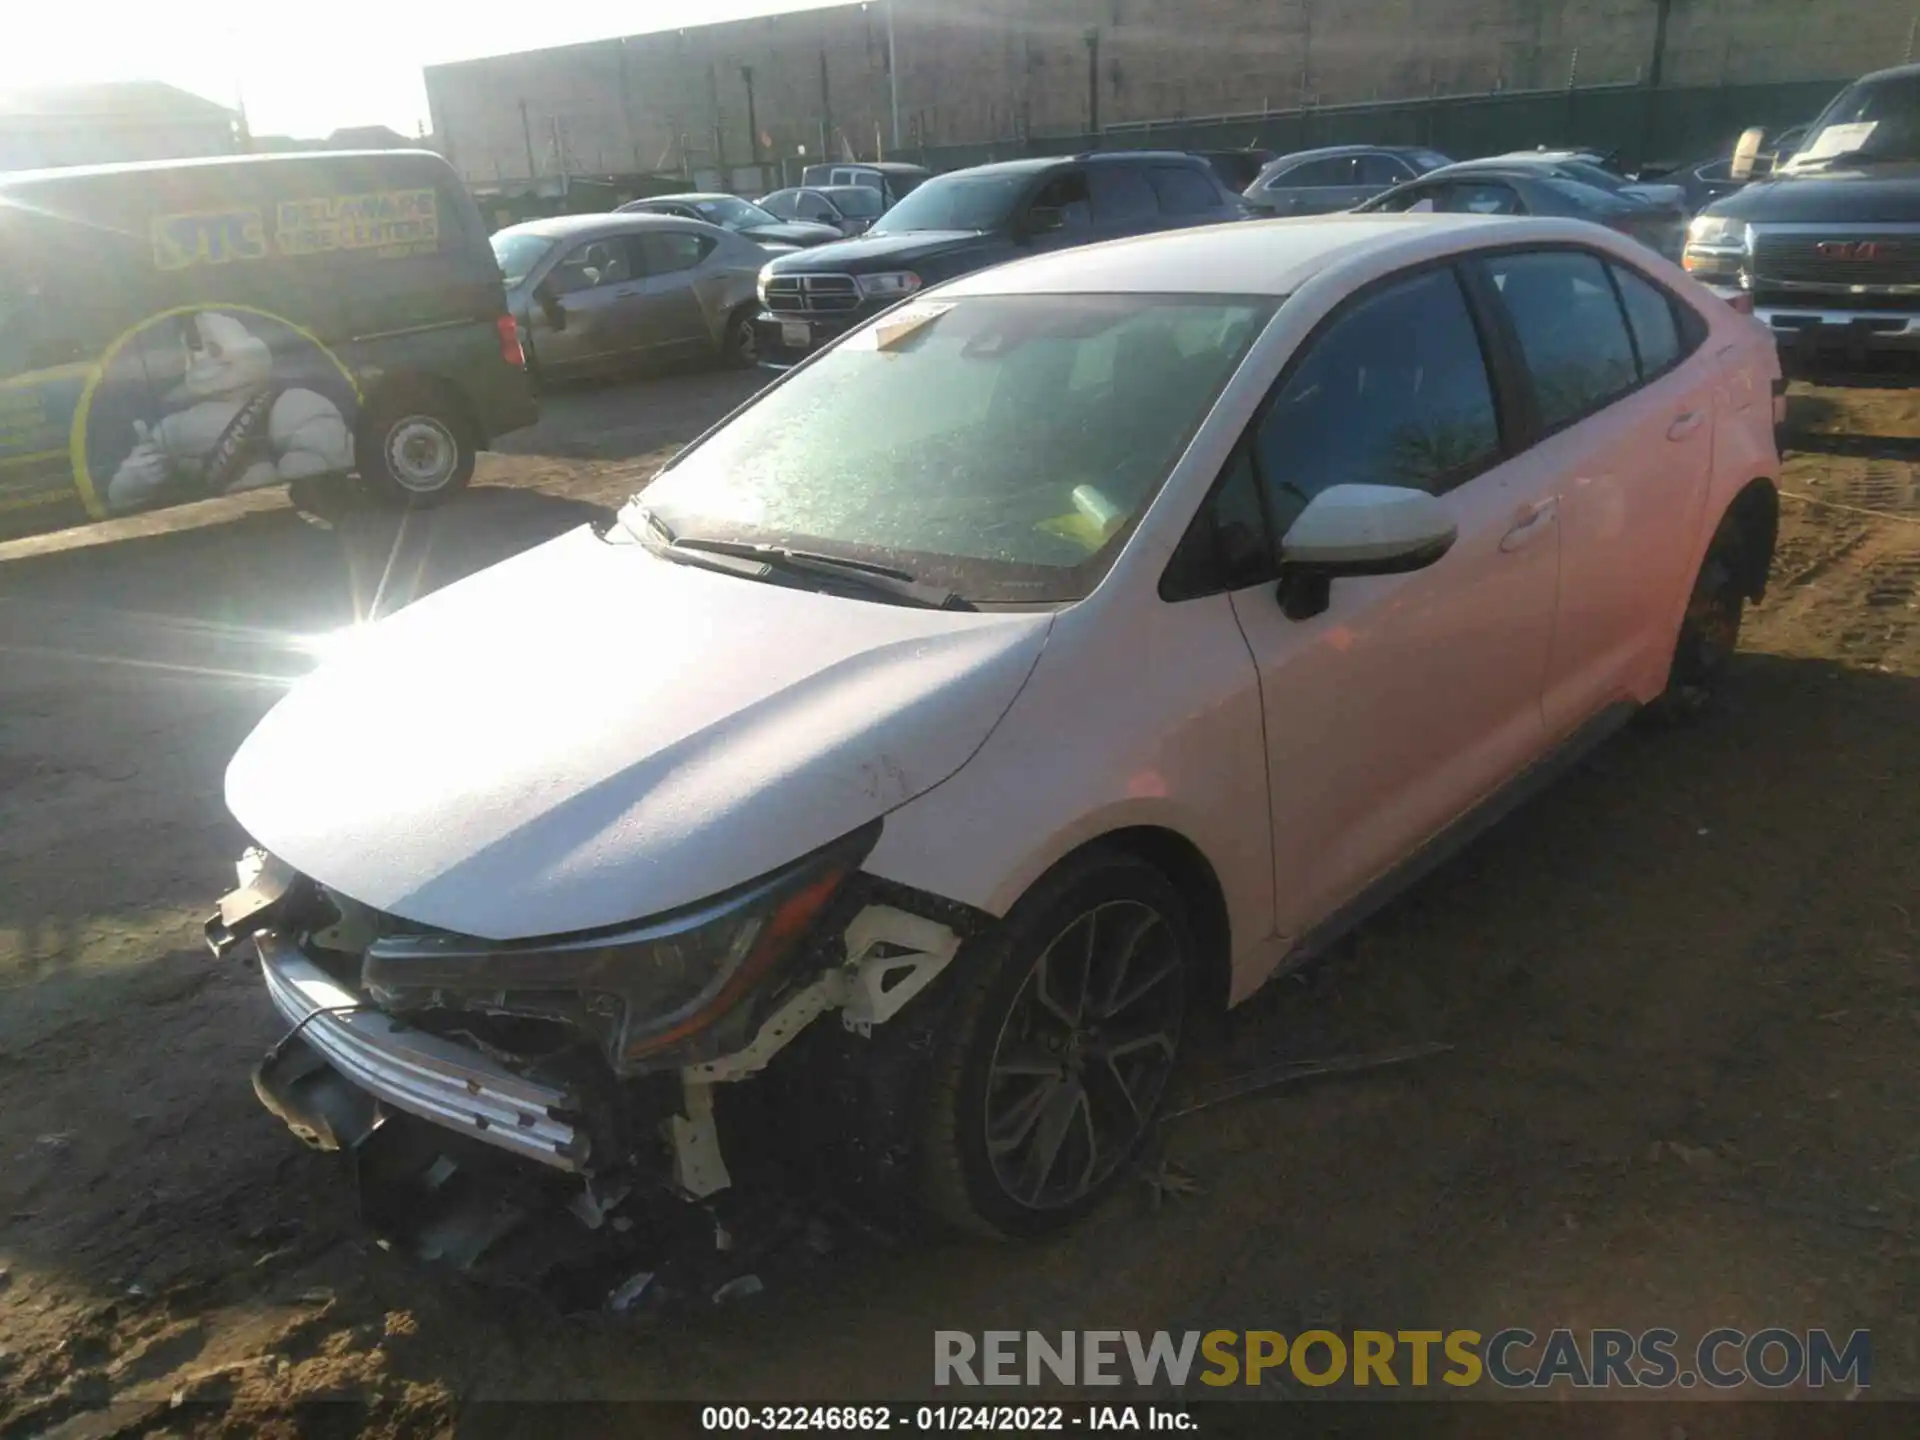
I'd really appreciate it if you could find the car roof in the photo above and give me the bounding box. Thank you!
[627,192,735,204]
[1857,60,1920,85]
[936,213,1619,299]
[928,151,1206,181]
[813,184,880,197]
[809,160,929,175]
[499,212,708,241]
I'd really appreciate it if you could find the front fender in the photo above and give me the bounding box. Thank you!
[863,590,1279,1004]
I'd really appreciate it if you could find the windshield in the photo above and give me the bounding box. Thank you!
[870,172,1031,234]
[632,293,1275,604]
[1791,73,1920,166]
[1554,159,1630,191]
[691,196,779,230]
[491,231,557,287]
[827,187,885,218]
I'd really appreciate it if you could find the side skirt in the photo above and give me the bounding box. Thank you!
[1279,700,1641,972]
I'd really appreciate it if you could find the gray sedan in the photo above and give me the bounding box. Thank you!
[490,213,769,377]
[1355,165,1686,261]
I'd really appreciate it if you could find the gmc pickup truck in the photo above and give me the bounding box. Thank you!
[1684,61,1920,371]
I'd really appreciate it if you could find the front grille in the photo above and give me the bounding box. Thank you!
[1750,231,1920,291]
[765,274,861,314]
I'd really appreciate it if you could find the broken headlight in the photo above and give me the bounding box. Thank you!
[361,822,878,1073]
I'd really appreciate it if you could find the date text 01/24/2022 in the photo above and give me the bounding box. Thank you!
[700,1405,1198,1431]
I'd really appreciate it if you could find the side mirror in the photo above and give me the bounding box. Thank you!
[1274,484,1457,621]
[1729,126,1766,183]
[533,280,567,331]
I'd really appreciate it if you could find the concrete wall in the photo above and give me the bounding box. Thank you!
[426,0,1920,186]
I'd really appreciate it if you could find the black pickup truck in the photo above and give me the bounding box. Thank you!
[750,151,1245,369]
[1684,62,1920,370]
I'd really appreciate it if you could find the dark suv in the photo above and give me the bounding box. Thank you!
[1685,62,1920,371]
[752,151,1244,368]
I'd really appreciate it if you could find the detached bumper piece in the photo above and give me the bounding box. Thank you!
[257,931,588,1171]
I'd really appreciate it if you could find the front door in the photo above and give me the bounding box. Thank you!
[525,237,650,373]
[1473,248,1717,737]
[1225,264,1562,942]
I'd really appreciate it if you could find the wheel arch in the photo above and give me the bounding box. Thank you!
[1014,825,1234,1017]
[1722,477,1779,602]
[355,367,486,451]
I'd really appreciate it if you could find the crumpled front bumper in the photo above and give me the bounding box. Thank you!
[254,931,589,1172]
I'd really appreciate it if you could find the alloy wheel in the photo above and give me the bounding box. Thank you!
[982,900,1185,1211]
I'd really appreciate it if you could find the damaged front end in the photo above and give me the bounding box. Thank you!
[207,823,984,1299]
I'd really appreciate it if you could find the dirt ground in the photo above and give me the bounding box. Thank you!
[0,367,1916,1435]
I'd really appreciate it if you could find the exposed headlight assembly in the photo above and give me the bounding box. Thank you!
[1686,214,1748,247]
[361,822,879,1074]
[857,270,923,300]
[1682,214,1748,282]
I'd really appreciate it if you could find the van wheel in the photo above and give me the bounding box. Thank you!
[356,391,476,506]
[919,851,1192,1238]
[724,305,761,368]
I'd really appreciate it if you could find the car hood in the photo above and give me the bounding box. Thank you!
[741,220,844,246]
[1709,168,1920,222]
[764,229,988,273]
[226,525,1053,940]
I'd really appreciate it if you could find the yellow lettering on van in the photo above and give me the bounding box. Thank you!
[150,210,267,270]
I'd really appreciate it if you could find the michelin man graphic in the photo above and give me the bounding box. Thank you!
[106,311,355,513]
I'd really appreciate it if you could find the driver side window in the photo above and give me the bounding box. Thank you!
[1027,171,1092,231]
[1251,266,1502,536]
[547,239,635,295]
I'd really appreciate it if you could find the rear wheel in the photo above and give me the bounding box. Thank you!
[919,851,1192,1238]
[356,389,476,507]
[1661,530,1748,716]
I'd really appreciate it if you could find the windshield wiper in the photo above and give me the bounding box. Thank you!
[628,509,974,610]
[671,537,976,611]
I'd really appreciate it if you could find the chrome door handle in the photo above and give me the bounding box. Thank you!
[1500,497,1558,552]
[1668,410,1706,441]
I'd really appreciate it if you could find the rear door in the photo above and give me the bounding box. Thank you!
[1147,164,1240,228]
[1472,247,1716,736]
[631,229,719,355]
[1087,163,1164,238]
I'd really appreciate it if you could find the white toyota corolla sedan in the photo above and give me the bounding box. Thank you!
[211,214,1781,1243]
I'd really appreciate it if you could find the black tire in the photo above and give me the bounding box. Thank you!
[919,850,1193,1239]
[355,388,476,507]
[724,304,761,369]
[1660,530,1747,717]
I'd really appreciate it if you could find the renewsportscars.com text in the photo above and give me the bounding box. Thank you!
[934,1327,1871,1391]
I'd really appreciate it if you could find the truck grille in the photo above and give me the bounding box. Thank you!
[1750,231,1920,292]
[765,274,862,313]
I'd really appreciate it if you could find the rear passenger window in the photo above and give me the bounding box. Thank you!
[640,232,716,275]
[1089,167,1159,224]
[1275,156,1356,188]
[1483,250,1638,431]
[1610,263,1684,378]
[1252,266,1502,534]
[1446,181,1523,215]
[1147,166,1223,216]
[1357,154,1412,186]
